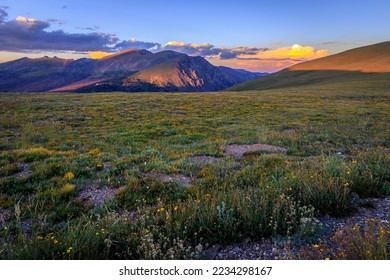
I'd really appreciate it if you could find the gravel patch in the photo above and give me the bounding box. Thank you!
[78,185,126,207]
[10,162,31,179]
[212,196,389,260]
[225,143,287,159]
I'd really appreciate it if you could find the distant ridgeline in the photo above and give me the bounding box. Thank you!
[0,49,266,93]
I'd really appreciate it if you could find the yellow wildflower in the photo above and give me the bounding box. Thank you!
[325,257,330,260]
[66,247,73,254]
[313,244,319,248]
[63,172,75,180]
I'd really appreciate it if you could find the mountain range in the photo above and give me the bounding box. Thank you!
[0,49,265,92]
[228,41,390,91]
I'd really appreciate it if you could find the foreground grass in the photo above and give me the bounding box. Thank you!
[0,81,389,259]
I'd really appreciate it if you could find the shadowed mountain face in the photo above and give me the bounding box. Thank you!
[228,41,390,91]
[0,49,265,92]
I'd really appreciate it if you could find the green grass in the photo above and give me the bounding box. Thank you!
[0,81,389,259]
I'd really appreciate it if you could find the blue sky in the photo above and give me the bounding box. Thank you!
[0,0,389,72]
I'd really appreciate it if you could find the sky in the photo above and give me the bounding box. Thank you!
[0,0,389,72]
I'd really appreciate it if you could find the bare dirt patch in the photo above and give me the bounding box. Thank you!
[143,172,193,187]
[11,162,32,179]
[78,184,126,207]
[225,143,287,159]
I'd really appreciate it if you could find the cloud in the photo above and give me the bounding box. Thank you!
[207,44,328,72]
[88,51,113,59]
[238,44,328,61]
[319,41,338,45]
[47,18,66,25]
[0,6,8,23]
[0,13,119,52]
[114,38,161,51]
[164,41,219,56]
[0,7,329,72]
[162,41,267,59]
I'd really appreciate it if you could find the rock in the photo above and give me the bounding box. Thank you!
[204,244,221,260]
[350,192,361,207]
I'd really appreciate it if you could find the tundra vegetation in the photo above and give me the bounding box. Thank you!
[0,80,389,259]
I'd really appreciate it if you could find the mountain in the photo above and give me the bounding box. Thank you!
[228,41,390,91]
[0,50,264,92]
[119,54,264,92]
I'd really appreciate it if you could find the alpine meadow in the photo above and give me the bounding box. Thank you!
[0,1,389,262]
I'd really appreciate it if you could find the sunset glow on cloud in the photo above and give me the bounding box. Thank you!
[238,44,328,60]
[206,44,329,72]
[88,51,113,59]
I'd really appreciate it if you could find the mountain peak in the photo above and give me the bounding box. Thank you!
[101,48,152,60]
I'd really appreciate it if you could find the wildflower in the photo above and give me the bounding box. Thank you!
[347,169,351,175]
[54,240,58,244]
[63,172,75,180]
[325,257,330,260]
[205,193,211,197]
[352,160,357,164]
[96,232,99,236]
[344,182,349,187]
[4,226,8,230]
[66,247,73,254]
[174,205,178,211]
[352,223,359,231]
[289,187,293,191]
[313,244,319,248]
[88,148,101,157]
[36,235,43,240]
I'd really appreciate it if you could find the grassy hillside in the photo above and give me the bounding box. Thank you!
[229,41,390,91]
[0,81,389,259]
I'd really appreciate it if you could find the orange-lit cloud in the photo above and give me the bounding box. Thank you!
[238,44,328,60]
[15,16,36,22]
[88,51,113,59]
[207,44,328,72]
